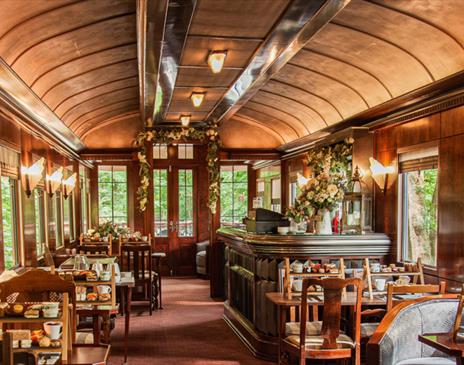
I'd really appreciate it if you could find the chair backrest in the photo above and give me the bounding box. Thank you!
[78,243,110,256]
[301,277,362,350]
[386,281,446,311]
[120,243,152,282]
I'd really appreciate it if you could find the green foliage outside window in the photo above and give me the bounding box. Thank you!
[1,176,17,269]
[220,166,248,227]
[98,166,128,226]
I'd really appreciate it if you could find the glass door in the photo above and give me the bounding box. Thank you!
[153,167,197,275]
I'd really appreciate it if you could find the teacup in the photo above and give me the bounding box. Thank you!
[292,279,303,292]
[97,285,112,295]
[370,263,381,273]
[44,322,62,340]
[375,278,387,291]
[142,236,148,242]
[292,261,303,274]
[99,271,111,281]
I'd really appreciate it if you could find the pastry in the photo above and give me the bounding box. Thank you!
[13,304,24,314]
[87,292,98,301]
[99,293,111,302]
[20,339,32,348]
[86,272,98,281]
[24,308,40,319]
[50,339,61,348]
[39,336,51,348]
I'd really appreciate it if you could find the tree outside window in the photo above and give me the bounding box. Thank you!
[220,165,248,227]
[98,165,128,226]
[1,176,18,269]
[402,169,438,266]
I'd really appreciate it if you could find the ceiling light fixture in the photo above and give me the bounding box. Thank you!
[190,92,206,108]
[207,50,227,73]
[180,115,191,127]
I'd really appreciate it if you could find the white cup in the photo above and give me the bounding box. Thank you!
[99,271,111,281]
[370,263,381,273]
[44,322,62,340]
[292,262,303,273]
[277,227,289,235]
[292,279,303,292]
[97,285,112,295]
[142,236,148,242]
[375,278,387,291]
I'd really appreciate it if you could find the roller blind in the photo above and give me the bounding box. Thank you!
[0,145,19,177]
[399,146,438,173]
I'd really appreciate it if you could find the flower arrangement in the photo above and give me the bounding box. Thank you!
[87,220,130,240]
[306,137,353,175]
[297,172,346,211]
[134,121,221,213]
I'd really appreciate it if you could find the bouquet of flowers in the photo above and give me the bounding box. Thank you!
[87,220,130,240]
[298,172,347,212]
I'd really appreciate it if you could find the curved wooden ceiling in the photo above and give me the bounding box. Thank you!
[227,0,464,147]
[0,0,140,148]
[0,0,464,151]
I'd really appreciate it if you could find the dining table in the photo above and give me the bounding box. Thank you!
[419,333,464,365]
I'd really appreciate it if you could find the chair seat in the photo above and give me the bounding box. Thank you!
[196,250,207,266]
[395,357,455,365]
[361,322,379,338]
[285,321,322,336]
[285,333,355,349]
[75,331,94,345]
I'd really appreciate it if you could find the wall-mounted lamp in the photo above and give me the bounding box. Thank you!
[21,157,45,198]
[190,92,206,108]
[180,114,191,127]
[369,157,394,193]
[207,50,227,73]
[62,173,77,199]
[46,167,63,198]
[297,172,309,187]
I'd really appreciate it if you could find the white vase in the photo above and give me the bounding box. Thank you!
[316,209,332,235]
[289,219,298,233]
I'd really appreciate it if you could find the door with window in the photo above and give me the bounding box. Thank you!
[153,166,197,275]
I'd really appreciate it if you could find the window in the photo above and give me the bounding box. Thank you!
[178,169,194,237]
[399,147,438,266]
[178,144,194,159]
[34,189,46,257]
[153,169,168,237]
[54,193,64,249]
[80,167,90,234]
[63,193,73,241]
[153,144,168,159]
[98,165,127,226]
[220,165,248,227]
[1,176,19,268]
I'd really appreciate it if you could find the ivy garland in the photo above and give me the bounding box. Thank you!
[134,121,221,214]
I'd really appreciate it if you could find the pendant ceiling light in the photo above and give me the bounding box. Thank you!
[180,115,191,127]
[190,92,206,108]
[207,50,227,73]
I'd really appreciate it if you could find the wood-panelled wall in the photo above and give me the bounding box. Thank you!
[0,114,82,270]
[374,104,464,290]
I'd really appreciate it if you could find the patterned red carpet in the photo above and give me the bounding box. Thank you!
[108,277,274,364]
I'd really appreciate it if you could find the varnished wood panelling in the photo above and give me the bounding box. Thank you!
[175,68,240,88]
[441,105,464,138]
[374,125,397,153]
[437,134,464,283]
[396,114,440,148]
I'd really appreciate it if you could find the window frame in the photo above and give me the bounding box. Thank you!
[97,165,128,226]
[220,164,248,227]
[0,176,20,269]
[34,188,47,258]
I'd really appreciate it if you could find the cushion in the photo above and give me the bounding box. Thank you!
[196,240,209,253]
[285,321,322,336]
[361,322,379,338]
[395,357,455,365]
[196,250,207,267]
[75,331,94,345]
[285,333,355,349]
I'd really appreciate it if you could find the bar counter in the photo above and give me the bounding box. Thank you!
[216,227,391,361]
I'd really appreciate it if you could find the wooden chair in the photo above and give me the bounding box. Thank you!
[360,281,447,341]
[78,243,111,256]
[280,277,363,365]
[120,243,158,315]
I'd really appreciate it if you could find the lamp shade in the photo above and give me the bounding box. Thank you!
[369,157,394,192]
[21,157,45,197]
[62,173,77,199]
[207,51,227,73]
[190,92,205,108]
[46,167,63,197]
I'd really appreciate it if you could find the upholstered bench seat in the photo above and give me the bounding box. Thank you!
[395,357,455,365]
[361,322,380,338]
[285,321,322,336]
[196,250,207,275]
[285,333,355,349]
[75,331,94,344]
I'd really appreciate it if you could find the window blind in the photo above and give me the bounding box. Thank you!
[399,146,438,173]
[0,145,19,177]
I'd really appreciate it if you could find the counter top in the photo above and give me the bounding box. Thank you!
[216,227,391,257]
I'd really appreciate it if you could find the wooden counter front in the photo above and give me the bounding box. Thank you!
[214,227,391,361]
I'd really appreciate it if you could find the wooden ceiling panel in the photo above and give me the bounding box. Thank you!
[262,80,341,126]
[305,23,433,98]
[290,50,391,107]
[336,1,464,81]
[12,15,136,85]
[164,112,208,123]
[61,86,139,125]
[41,60,138,109]
[31,44,137,97]
[0,0,134,64]
[189,0,290,38]
[54,77,139,117]
[220,117,283,148]
[274,64,366,119]
[236,108,299,142]
[82,114,142,149]
[252,91,327,133]
[175,68,240,87]
[181,37,261,67]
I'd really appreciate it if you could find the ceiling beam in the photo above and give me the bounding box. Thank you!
[137,0,168,126]
[150,0,197,126]
[205,0,351,125]
[0,58,85,155]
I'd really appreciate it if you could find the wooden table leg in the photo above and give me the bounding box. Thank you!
[103,314,111,344]
[93,315,101,345]
[124,286,132,363]
[158,272,163,309]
